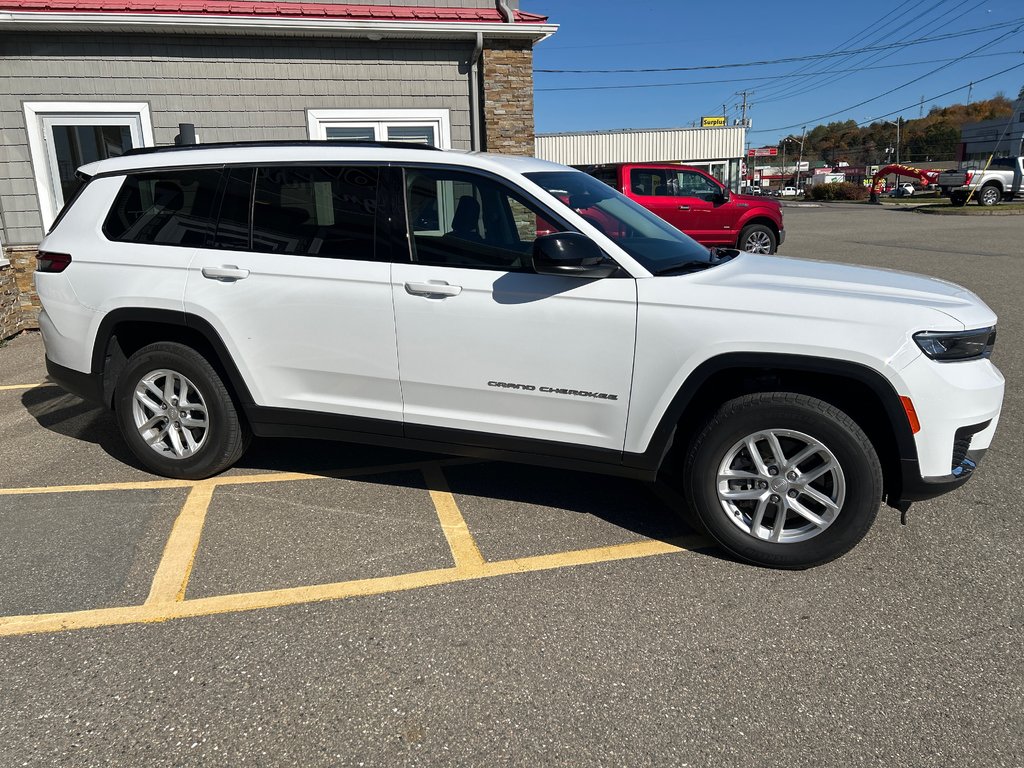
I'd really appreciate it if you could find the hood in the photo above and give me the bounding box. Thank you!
[704,253,991,327]
[731,193,780,207]
[637,252,998,370]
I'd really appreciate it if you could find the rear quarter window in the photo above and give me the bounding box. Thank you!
[103,169,222,247]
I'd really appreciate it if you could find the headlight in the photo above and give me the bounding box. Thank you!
[914,327,996,361]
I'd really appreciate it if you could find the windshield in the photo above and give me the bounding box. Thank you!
[524,170,714,273]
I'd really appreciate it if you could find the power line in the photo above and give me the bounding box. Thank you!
[756,0,991,105]
[534,50,1020,93]
[535,21,1023,74]
[749,58,1024,135]
[747,25,1024,134]
[753,0,947,102]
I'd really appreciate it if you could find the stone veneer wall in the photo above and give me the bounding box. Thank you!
[0,260,22,340]
[2,246,39,338]
[482,40,535,156]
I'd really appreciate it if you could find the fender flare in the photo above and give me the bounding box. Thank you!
[91,307,255,406]
[623,352,918,471]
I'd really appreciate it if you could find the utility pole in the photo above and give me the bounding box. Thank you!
[796,126,806,193]
[781,140,787,193]
[919,95,924,118]
[737,90,752,126]
[967,82,974,104]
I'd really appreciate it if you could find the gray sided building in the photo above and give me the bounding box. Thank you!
[0,0,555,338]
[958,97,1024,163]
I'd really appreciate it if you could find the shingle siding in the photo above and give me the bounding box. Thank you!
[0,33,475,244]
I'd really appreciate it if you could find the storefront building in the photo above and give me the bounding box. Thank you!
[534,125,746,191]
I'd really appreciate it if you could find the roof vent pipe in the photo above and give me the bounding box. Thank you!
[495,0,514,23]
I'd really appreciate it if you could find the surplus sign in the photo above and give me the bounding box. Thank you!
[701,116,727,127]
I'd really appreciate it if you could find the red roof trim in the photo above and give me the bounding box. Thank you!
[0,0,549,22]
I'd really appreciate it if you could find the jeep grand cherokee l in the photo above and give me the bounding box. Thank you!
[35,141,1003,568]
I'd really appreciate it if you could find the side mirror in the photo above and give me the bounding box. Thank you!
[713,186,730,203]
[532,232,618,278]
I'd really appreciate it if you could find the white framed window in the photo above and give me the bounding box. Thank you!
[24,102,154,230]
[306,109,451,149]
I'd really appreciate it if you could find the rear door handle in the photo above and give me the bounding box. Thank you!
[202,266,250,281]
[405,281,462,297]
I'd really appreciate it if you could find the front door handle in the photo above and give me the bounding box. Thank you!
[405,281,462,297]
[677,205,691,210]
[202,266,250,281]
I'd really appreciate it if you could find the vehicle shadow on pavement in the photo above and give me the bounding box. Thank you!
[20,387,726,561]
[20,385,146,471]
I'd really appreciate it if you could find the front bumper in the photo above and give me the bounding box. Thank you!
[888,354,1003,506]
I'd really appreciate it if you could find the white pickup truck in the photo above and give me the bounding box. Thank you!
[938,156,1024,206]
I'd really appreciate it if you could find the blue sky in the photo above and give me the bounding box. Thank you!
[528,0,1024,145]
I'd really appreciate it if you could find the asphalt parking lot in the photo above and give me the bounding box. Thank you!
[1,204,1022,767]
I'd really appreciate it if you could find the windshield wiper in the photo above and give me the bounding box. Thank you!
[655,248,740,276]
[654,260,713,276]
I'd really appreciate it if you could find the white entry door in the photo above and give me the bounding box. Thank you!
[25,102,153,229]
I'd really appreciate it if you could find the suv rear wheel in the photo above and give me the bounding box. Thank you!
[114,342,250,479]
[738,224,777,254]
[683,392,881,569]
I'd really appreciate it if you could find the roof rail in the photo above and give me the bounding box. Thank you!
[123,139,443,156]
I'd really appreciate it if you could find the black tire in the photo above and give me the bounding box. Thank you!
[682,392,882,569]
[114,342,250,479]
[738,224,777,255]
[950,193,968,207]
[977,184,1001,207]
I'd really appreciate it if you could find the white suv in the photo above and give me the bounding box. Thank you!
[35,141,1004,568]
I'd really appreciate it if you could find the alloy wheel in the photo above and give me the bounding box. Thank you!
[716,428,846,543]
[131,368,210,459]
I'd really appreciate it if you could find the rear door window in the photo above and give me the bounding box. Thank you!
[250,166,379,260]
[103,169,222,246]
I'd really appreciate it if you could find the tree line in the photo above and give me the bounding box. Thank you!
[781,94,1016,166]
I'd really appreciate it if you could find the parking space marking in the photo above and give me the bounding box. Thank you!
[146,481,216,605]
[0,383,54,392]
[0,458,479,497]
[0,533,711,638]
[422,463,486,569]
[0,456,713,638]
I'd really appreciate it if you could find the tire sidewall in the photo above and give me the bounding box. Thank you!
[739,224,777,255]
[686,397,881,569]
[979,186,1000,206]
[115,344,239,479]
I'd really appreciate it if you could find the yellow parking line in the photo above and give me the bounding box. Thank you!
[0,383,55,392]
[146,481,217,604]
[0,533,712,637]
[0,478,193,496]
[0,458,481,496]
[422,463,486,569]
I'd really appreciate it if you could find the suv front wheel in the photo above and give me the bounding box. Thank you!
[683,392,882,569]
[114,342,250,479]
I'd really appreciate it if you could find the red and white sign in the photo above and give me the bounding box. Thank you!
[747,147,778,157]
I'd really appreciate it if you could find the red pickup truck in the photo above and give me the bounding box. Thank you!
[581,163,785,254]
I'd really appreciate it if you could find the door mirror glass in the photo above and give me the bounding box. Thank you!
[533,232,617,278]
